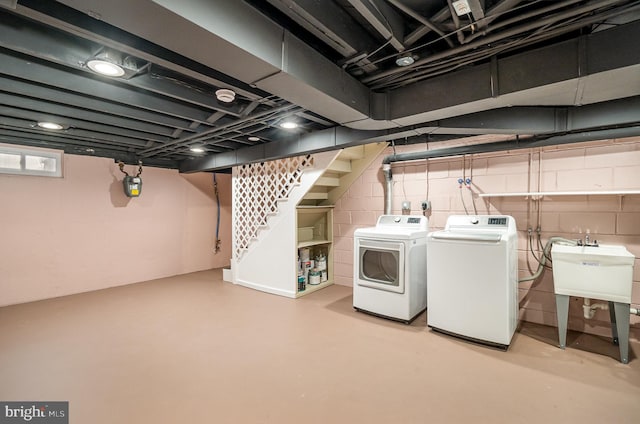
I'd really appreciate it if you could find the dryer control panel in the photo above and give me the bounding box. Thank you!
[376,215,428,230]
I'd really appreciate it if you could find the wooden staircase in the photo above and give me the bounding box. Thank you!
[298,143,388,207]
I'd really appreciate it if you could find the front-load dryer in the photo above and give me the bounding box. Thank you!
[353,215,428,323]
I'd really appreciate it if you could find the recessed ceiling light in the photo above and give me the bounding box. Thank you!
[248,136,260,142]
[280,121,298,129]
[37,121,64,130]
[190,147,205,153]
[87,59,125,77]
[395,55,415,67]
[215,89,236,103]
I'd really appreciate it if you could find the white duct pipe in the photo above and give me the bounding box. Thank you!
[382,164,393,215]
[631,307,640,316]
[582,298,608,319]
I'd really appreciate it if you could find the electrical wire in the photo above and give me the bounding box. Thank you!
[350,0,550,73]
[213,173,221,253]
[360,0,633,89]
[469,156,477,215]
[342,37,393,69]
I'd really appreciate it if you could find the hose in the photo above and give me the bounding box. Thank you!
[459,186,469,215]
[519,237,577,283]
[528,232,542,265]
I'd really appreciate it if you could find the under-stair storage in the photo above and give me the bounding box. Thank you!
[231,143,387,298]
[296,206,333,297]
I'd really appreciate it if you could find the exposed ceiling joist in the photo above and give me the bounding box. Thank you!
[0,0,637,169]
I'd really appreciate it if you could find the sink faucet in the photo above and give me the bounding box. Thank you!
[580,233,599,247]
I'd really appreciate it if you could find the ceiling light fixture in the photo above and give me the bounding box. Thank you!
[190,147,205,153]
[248,136,260,142]
[280,121,298,129]
[86,59,125,77]
[395,54,415,67]
[37,121,64,130]
[215,89,236,103]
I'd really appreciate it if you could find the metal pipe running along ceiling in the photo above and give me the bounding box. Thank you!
[381,127,640,165]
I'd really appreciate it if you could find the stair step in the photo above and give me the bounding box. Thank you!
[315,176,340,187]
[304,192,329,200]
[339,145,366,160]
[327,159,351,173]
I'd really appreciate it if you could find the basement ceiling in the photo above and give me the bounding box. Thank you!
[0,0,639,171]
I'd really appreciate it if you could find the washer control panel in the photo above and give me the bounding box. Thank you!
[445,215,514,231]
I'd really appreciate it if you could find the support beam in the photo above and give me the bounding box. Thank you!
[344,0,406,51]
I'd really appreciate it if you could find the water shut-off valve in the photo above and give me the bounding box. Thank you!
[458,178,472,189]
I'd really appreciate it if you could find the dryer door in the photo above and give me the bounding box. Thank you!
[356,238,405,294]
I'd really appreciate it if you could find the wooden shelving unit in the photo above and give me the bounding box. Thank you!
[295,205,334,298]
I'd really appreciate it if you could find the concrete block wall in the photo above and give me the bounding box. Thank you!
[0,153,232,306]
[333,136,640,340]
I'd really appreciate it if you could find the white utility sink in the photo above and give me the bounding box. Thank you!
[551,244,635,303]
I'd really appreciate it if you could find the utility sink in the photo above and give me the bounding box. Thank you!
[551,244,635,303]
[551,243,636,364]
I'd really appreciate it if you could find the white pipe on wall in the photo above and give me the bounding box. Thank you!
[583,297,608,319]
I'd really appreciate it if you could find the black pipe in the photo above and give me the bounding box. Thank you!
[382,126,640,164]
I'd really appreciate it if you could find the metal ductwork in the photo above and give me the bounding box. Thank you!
[180,95,640,172]
[382,164,393,215]
[55,0,640,133]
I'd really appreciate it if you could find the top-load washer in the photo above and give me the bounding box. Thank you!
[353,215,428,323]
[426,215,518,348]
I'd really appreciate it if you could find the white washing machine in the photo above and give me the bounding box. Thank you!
[353,215,428,323]
[426,215,518,348]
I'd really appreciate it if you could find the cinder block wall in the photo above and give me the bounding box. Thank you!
[333,136,640,340]
[0,154,232,306]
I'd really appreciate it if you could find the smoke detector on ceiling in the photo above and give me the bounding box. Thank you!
[215,89,236,103]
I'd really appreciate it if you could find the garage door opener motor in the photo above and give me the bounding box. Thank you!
[118,160,143,197]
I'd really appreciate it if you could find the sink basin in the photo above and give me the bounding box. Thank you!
[551,244,635,303]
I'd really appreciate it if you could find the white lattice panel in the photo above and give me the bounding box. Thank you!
[233,155,313,258]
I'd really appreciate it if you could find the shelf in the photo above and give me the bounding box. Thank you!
[297,239,331,248]
[296,205,334,210]
[295,280,333,298]
[479,190,640,198]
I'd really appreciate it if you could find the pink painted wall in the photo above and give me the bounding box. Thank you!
[0,153,231,306]
[333,136,640,340]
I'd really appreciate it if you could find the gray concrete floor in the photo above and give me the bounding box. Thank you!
[1,269,639,423]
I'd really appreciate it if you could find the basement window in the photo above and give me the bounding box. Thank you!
[0,144,63,177]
